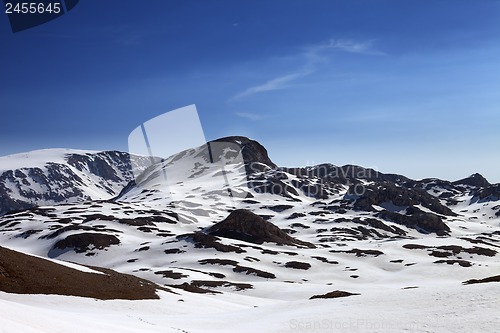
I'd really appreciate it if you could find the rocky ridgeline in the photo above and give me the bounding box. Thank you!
[0,151,151,215]
[1,136,499,235]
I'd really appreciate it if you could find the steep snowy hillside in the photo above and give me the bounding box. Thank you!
[0,149,152,215]
[0,136,499,332]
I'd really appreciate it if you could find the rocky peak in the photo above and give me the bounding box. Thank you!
[453,173,490,188]
[212,136,277,169]
[207,209,315,248]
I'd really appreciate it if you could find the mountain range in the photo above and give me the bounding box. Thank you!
[0,136,499,332]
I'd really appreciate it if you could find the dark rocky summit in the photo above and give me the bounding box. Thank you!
[207,209,315,248]
[453,173,491,188]
[212,136,277,170]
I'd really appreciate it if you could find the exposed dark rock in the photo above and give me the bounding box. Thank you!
[264,204,294,212]
[244,256,260,262]
[453,173,490,188]
[17,229,42,239]
[177,232,246,253]
[403,244,430,250]
[311,256,338,264]
[459,237,500,249]
[403,244,496,257]
[329,248,384,257]
[249,178,299,198]
[258,214,275,221]
[439,192,455,199]
[164,248,185,254]
[353,217,407,236]
[0,246,166,300]
[212,136,277,170]
[52,233,120,254]
[167,282,220,294]
[154,270,188,279]
[463,275,500,285]
[207,209,315,248]
[286,212,307,219]
[310,290,359,300]
[189,280,253,291]
[290,222,310,229]
[291,179,330,199]
[309,211,331,216]
[476,184,500,201]
[43,225,121,239]
[434,259,472,267]
[82,214,116,222]
[262,249,279,255]
[348,182,456,217]
[377,210,450,236]
[198,258,238,266]
[232,265,276,279]
[285,261,311,270]
[283,164,408,185]
[437,245,497,257]
[429,250,453,258]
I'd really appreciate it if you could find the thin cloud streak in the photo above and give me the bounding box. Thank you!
[306,38,386,57]
[234,112,267,121]
[230,38,385,101]
[231,70,312,101]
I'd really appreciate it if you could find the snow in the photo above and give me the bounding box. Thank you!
[0,149,99,172]
[374,201,407,213]
[1,282,498,332]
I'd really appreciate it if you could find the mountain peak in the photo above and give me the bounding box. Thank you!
[207,209,315,248]
[453,173,490,188]
[211,136,277,169]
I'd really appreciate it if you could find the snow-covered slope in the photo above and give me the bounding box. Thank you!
[0,149,152,215]
[0,136,499,332]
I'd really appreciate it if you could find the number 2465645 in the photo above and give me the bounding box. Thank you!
[5,2,62,14]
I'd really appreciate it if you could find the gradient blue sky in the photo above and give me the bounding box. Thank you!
[1,0,499,182]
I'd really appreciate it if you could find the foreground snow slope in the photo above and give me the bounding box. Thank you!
[1,281,499,333]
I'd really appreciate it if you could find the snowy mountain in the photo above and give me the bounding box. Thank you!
[0,149,153,215]
[0,136,499,332]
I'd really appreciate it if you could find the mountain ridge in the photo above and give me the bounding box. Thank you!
[0,149,152,215]
[0,135,499,302]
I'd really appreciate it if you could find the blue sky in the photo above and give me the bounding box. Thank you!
[1,0,499,182]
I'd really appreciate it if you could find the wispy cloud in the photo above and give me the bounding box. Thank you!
[230,38,385,101]
[306,38,386,57]
[234,112,267,121]
[231,71,311,101]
